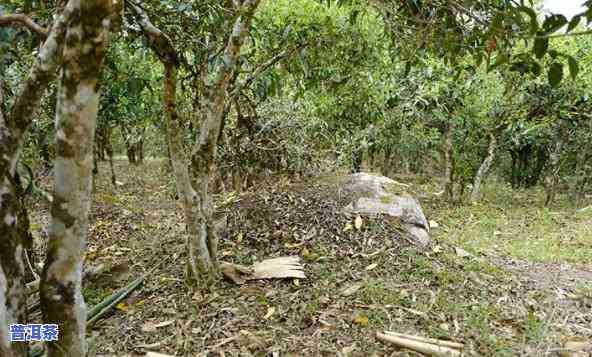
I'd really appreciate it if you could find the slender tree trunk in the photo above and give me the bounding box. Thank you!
[131,0,261,283]
[107,143,116,186]
[163,64,215,278]
[40,2,113,356]
[443,121,455,202]
[351,147,363,173]
[0,5,72,355]
[545,120,567,206]
[137,139,144,164]
[126,146,136,164]
[471,126,500,203]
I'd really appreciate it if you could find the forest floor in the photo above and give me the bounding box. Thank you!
[28,159,592,357]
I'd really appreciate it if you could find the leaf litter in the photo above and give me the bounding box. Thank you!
[26,160,592,356]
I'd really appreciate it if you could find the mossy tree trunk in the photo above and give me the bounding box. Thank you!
[131,0,261,282]
[39,1,115,356]
[471,125,503,203]
[0,4,72,355]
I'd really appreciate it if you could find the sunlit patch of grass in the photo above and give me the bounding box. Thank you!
[358,279,405,307]
[429,182,592,265]
[521,312,547,344]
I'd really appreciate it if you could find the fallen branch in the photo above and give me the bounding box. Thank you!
[377,331,463,356]
[383,331,464,349]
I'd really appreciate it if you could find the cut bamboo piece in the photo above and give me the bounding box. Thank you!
[249,256,306,280]
[377,332,462,356]
[145,352,176,357]
[384,331,464,349]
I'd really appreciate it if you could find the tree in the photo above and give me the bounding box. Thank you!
[1,0,116,356]
[129,0,262,280]
[0,4,71,355]
[38,1,116,355]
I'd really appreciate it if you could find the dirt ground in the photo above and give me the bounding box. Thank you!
[27,159,592,356]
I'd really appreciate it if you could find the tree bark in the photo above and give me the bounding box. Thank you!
[545,119,567,206]
[0,4,72,355]
[39,1,113,356]
[162,63,211,278]
[443,121,455,202]
[470,125,502,203]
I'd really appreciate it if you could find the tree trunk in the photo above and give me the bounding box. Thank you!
[131,0,261,283]
[107,143,116,186]
[351,147,363,173]
[0,4,72,355]
[545,120,567,206]
[574,151,591,204]
[137,139,144,164]
[163,64,216,279]
[126,146,136,165]
[40,2,113,356]
[471,126,500,203]
[443,121,455,202]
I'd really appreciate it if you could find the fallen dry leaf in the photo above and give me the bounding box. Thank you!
[354,216,363,230]
[365,263,378,271]
[263,306,276,320]
[141,321,157,333]
[342,343,357,355]
[115,302,129,312]
[154,320,174,328]
[340,283,363,296]
[352,313,369,327]
[455,247,471,258]
[343,223,353,232]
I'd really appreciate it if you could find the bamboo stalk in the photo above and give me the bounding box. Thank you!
[383,331,464,349]
[29,277,144,356]
[377,332,462,356]
[87,276,143,326]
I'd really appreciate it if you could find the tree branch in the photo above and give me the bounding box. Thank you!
[9,2,73,139]
[230,43,307,98]
[127,1,179,66]
[0,14,48,38]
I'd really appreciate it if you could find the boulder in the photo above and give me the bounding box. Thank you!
[342,173,431,247]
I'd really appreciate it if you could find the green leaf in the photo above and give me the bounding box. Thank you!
[517,6,539,34]
[510,60,528,74]
[567,15,582,32]
[534,37,548,59]
[542,14,568,34]
[548,62,563,87]
[567,56,579,80]
[349,10,359,25]
[490,52,508,70]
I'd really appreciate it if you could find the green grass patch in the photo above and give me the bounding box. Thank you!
[430,182,592,265]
